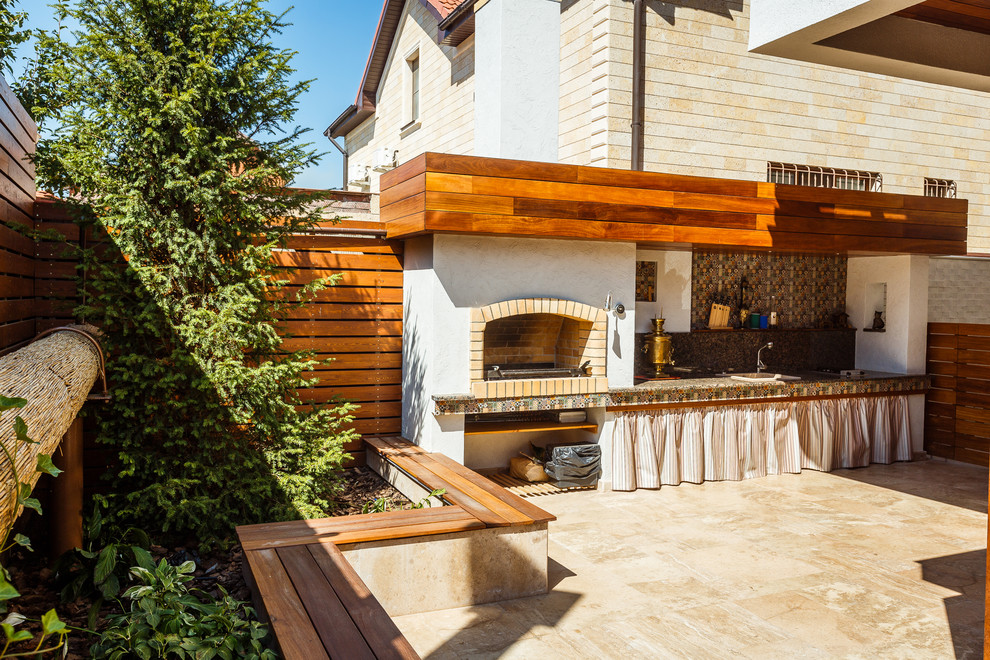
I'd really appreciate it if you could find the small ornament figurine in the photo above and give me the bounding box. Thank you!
[872,310,885,331]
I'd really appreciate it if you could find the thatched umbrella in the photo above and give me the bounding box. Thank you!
[0,326,103,540]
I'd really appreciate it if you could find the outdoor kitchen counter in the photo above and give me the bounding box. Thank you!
[607,371,929,409]
[432,372,928,415]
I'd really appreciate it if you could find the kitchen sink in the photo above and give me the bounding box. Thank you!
[719,372,802,383]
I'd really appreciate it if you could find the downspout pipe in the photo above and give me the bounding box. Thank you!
[324,129,349,190]
[631,0,645,171]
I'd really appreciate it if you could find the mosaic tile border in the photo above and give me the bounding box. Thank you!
[433,374,929,415]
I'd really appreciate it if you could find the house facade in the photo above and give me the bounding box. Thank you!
[331,0,990,252]
[327,0,990,481]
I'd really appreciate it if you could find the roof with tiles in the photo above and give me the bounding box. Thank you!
[425,0,467,18]
[327,0,474,139]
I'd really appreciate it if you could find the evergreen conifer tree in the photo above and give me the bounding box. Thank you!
[21,0,356,544]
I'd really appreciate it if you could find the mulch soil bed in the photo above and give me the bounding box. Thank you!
[6,466,407,658]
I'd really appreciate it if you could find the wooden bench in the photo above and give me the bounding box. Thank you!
[363,436,556,528]
[237,436,555,660]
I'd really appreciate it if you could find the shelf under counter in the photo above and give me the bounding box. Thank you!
[464,420,599,435]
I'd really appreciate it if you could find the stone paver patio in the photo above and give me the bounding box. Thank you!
[391,460,987,659]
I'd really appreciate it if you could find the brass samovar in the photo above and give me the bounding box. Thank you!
[643,318,674,377]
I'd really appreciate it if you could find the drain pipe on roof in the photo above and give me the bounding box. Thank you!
[323,129,349,190]
[630,0,645,171]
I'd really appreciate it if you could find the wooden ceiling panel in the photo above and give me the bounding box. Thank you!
[896,0,990,36]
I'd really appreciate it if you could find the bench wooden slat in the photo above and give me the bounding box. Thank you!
[427,452,557,524]
[368,436,540,527]
[308,543,422,660]
[367,435,427,456]
[278,545,377,660]
[238,506,483,550]
[375,449,519,527]
[243,549,331,660]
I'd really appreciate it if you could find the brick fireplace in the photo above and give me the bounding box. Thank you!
[469,298,609,398]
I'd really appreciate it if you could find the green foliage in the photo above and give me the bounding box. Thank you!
[0,0,27,75]
[90,559,276,660]
[22,0,358,545]
[361,488,447,515]
[54,499,155,629]
[0,397,69,657]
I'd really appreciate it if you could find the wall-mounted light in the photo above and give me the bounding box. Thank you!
[604,291,625,316]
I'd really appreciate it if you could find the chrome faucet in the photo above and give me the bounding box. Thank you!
[756,342,773,373]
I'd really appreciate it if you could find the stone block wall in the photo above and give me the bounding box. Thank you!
[929,257,990,324]
[345,2,475,194]
[558,0,990,251]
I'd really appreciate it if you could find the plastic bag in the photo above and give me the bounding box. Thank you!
[543,444,602,488]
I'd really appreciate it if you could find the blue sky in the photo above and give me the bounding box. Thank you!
[14,0,384,189]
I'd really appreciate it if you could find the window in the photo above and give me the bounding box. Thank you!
[924,177,956,198]
[767,162,882,192]
[407,53,420,124]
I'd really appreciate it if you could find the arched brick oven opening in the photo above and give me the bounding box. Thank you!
[469,298,608,398]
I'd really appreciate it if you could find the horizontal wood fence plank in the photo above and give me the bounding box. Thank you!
[304,369,402,386]
[284,269,403,287]
[280,336,402,352]
[298,385,401,403]
[285,303,403,321]
[280,286,404,304]
[282,320,402,337]
[284,235,402,253]
[273,251,402,271]
[304,352,403,370]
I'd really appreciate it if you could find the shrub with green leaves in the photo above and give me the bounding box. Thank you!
[54,498,155,629]
[0,396,69,657]
[90,559,275,660]
[20,0,358,545]
[0,0,27,75]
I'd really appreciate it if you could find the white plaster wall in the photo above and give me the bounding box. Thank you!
[403,234,637,452]
[928,256,990,323]
[748,0,914,51]
[847,255,929,374]
[474,0,561,161]
[635,249,692,333]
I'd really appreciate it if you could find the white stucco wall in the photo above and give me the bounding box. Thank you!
[847,255,929,374]
[634,249,692,333]
[402,234,637,455]
[474,0,561,161]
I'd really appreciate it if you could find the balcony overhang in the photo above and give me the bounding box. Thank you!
[748,0,990,93]
[379,153,968,256]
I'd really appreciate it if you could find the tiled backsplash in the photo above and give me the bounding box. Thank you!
[635,329,856,375]
[691,252,847,330]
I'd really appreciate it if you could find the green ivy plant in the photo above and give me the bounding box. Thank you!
[90,559,275,660]
[21,0,358,545]
[0,396,69,657]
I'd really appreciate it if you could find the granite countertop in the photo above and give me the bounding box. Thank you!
[432,370,929,415]
[608,370,929,407]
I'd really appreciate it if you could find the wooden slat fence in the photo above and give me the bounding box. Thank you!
[0,75,37,352]
[926,322,990,466]
[276,220,403,462]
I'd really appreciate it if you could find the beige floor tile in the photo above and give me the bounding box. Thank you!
[391,461,987,659]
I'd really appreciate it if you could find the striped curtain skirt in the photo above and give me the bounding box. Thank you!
[611,395,912,491]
